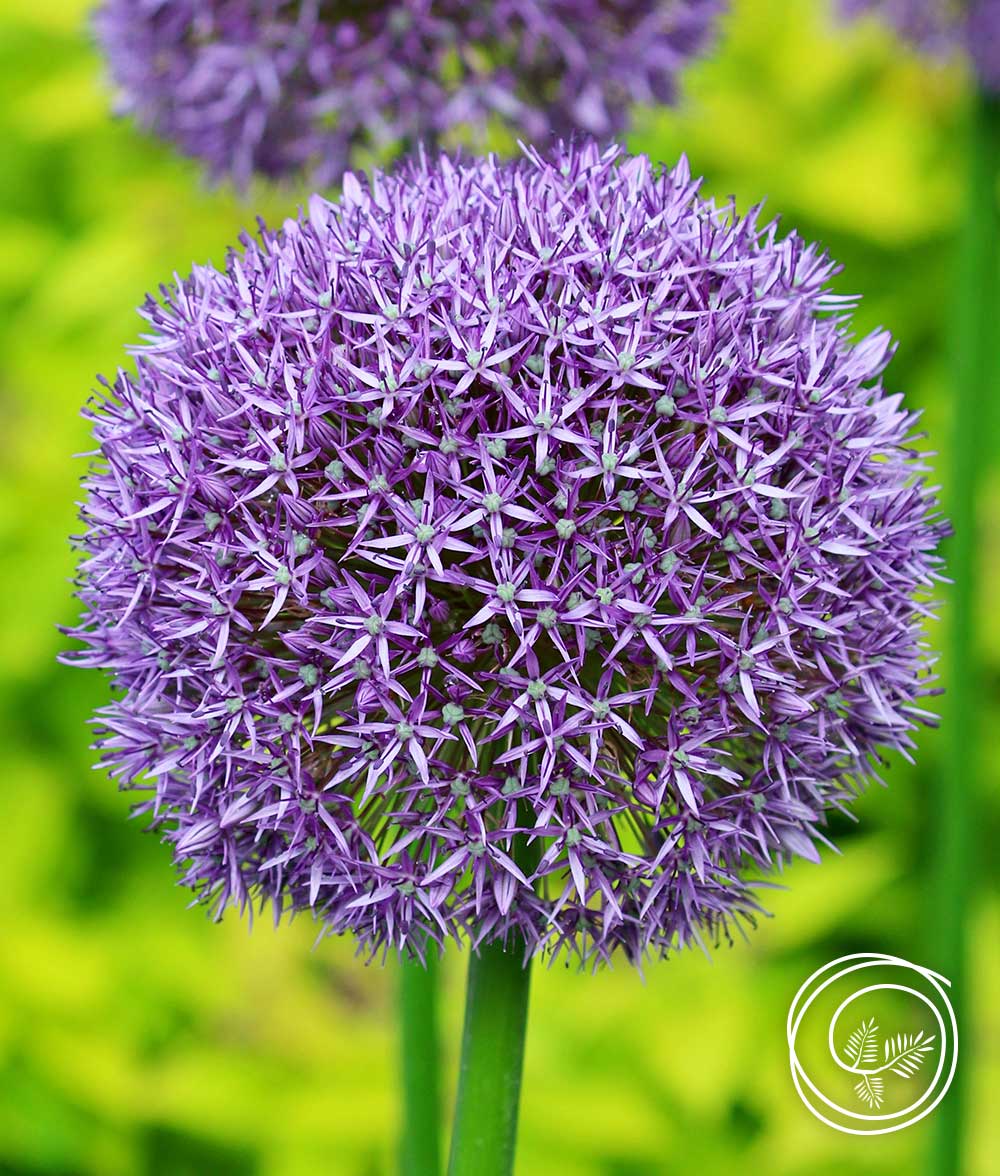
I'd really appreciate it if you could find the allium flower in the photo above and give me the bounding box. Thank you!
[67,142,944,965]
[842,0,1000,91]
[93,0,726,187]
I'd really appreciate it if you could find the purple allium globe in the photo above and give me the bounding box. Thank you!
[842,0,1000,91]
[67,142,944,965]
[93,0,726,187]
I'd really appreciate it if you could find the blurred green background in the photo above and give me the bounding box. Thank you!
[0,0,997,1172]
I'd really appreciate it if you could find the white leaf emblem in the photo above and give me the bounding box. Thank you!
[843,1020,937,1110]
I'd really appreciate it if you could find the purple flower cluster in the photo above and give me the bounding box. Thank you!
[93,0,726,187]
[67,142,944,964]
[843,0,1000,91]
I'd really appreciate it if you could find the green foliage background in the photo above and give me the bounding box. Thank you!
[0,1,997,1172]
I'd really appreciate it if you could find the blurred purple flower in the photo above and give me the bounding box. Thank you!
[93,0,726,187]
[66,142,945,965]
[842,0,1000,90]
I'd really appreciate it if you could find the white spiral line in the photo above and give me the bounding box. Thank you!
[787,953,958,1135]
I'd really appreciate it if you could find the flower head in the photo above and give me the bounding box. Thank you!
[94,0,726,186]
[67,142,944,965]
[842,0,1000,91]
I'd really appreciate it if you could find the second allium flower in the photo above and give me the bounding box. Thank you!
[93,0,726,186]
[68,142,944,965]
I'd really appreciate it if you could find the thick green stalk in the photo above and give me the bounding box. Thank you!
[399,953,442,1176]
[929,90,1000,1176]
[447,939,532,1176]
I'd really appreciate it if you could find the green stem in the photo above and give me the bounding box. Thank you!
[447,939,532,1176]
[399,953,442,1176]
[929,89,1000,1176]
